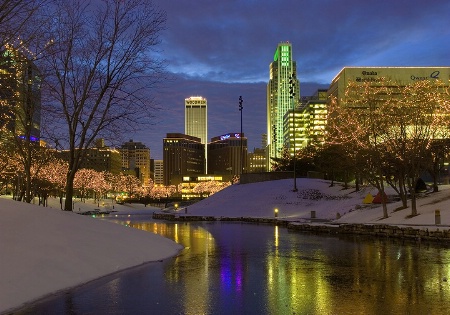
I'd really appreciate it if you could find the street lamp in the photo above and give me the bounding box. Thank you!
[239,96,244,175]
[274,208,279,218]
[289,75,298,192]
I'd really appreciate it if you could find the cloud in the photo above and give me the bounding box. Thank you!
[130,0,450,158]
[157,0,450,84]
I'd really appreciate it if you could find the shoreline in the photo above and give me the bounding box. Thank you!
[5,255,181,315]
[152,212,450,243]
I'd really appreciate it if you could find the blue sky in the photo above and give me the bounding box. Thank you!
[133,0,450,159]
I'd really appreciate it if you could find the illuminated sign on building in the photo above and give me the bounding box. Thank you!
[219,133,242,141]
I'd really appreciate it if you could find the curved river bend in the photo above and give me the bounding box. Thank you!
[15,215,450,314]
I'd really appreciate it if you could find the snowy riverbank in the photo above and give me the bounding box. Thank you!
[184,178,450,229]
[2,178,450,313]
[0,198,182,314]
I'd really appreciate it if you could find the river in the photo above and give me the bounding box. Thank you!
[14,215,450,314]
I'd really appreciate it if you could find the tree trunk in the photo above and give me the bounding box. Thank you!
[398,176,408,209]
[64,170,76,211]
[410,191,417,216]
[379,168,388,219]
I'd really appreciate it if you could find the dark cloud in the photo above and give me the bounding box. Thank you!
[134,0,450,158]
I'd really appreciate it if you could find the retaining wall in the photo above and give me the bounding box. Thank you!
[152,212,450,242]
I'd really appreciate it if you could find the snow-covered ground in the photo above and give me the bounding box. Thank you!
[185,178,450,229]
[2,177,450,313]
[0,197,182,314]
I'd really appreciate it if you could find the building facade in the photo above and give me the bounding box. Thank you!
[208,133,247,176]
[286,89,328,151]
[120,140,151,186]
[58,139,121,174]
[0,45,41,141]
[283,109,309,155]
[329,67,450,104]
[247,148,267,173]
[163,133,205,186]
[152,159,164,185]
[267,42,300,168]
[185,96,207,173]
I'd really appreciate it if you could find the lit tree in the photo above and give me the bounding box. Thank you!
[328,80,394,218]
[120,174,142,199]
[37,0,167,210]
[0,43,46,203]
[34,157,68,206]
[150,184,176,207]
[192,180,230,197]
[329,78,450,217]
[380,79,450,215]
[426,139,450,192]
[0,136,16,193]
[141,178,155,196]
[73,168,103,202]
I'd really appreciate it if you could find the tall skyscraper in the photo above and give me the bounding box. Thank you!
[185,96,207,172]
[266,42,300,167]
[185,96,207,144]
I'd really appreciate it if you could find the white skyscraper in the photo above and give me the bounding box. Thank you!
[185,96,207,172]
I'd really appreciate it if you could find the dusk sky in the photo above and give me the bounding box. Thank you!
[133,0,450,159]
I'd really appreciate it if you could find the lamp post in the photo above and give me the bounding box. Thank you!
[239,96,244,175]
[289,75,298,192]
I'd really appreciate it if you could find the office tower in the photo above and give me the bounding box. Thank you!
[185,96,207,173]
[163,133,205,186]
[152,159,164,185]
[208,132,247,176]
[185,96,207,143]
[0,45,41,141]
[267,42,300,168]
[120,140,151,186]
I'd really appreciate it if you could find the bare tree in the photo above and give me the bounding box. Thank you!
[38,0,167,210]
[0,0,46,49]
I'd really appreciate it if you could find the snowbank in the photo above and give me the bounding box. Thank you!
[0,198,182,314]
[185,178,450,228]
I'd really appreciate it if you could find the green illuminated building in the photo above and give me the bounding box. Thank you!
[267,42,300,169]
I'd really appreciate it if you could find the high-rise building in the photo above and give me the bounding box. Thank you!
[185,96,207,173]
[0,45,41,141]
[267,42,299,169]
[185,96,207,144]
[208,132,247,176]
[120,140,151,186]
[152,159,164,185]
[283,89,328,152]
[163,133,205,186]
[283,109,308,154]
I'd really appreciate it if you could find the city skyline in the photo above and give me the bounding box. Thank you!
[130,0,450,159]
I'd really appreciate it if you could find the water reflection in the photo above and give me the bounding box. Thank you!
[15,217,450,315]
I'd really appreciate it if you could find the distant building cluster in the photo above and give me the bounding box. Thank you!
[1,42,449,189]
